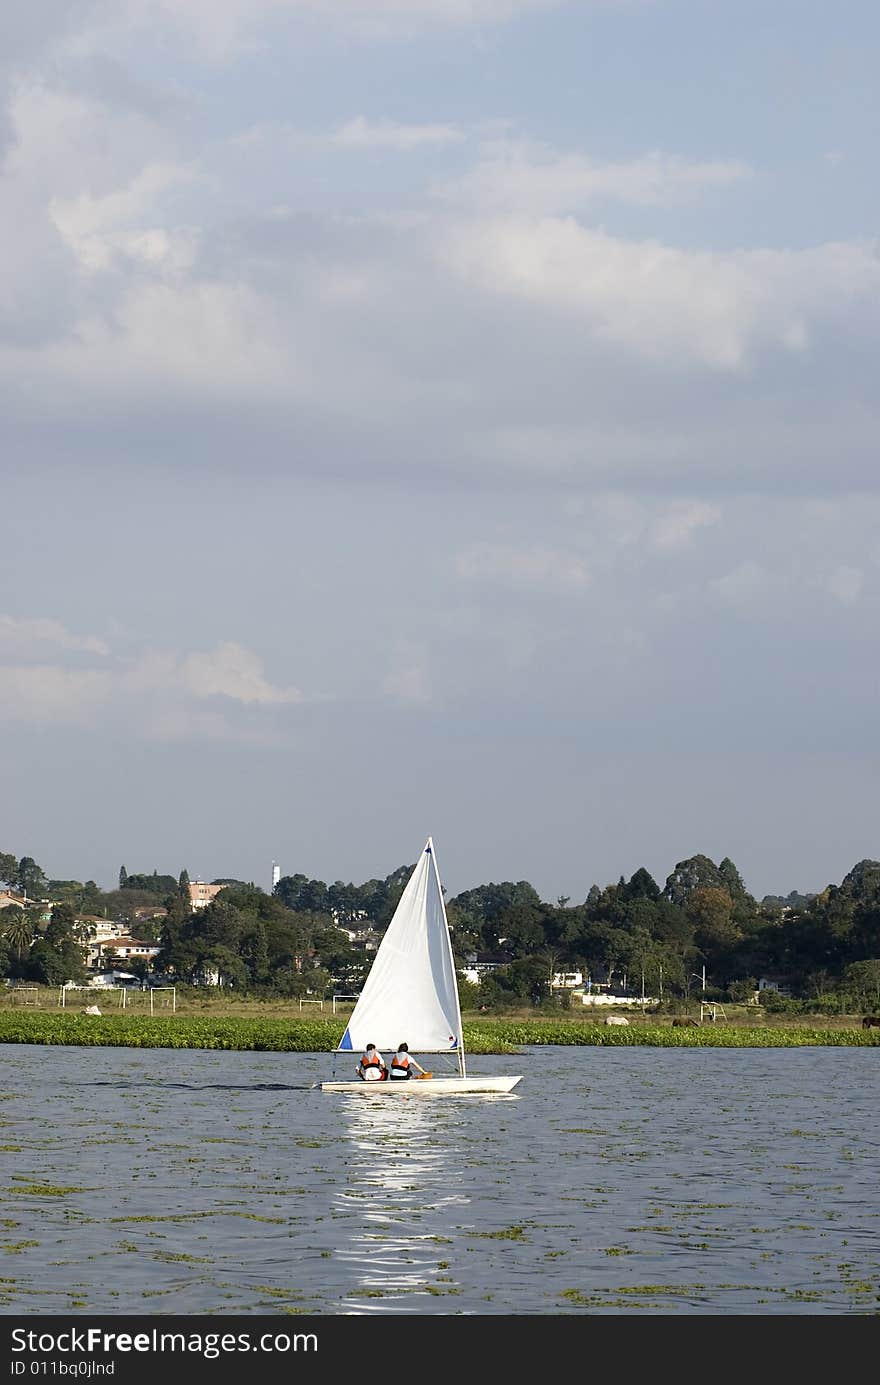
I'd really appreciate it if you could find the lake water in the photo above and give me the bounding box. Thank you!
[0,1043,877,1316]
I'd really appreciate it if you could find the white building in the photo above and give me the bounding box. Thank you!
[79,918,131,943]
[88,938,160,968]
[461,961,502,986]
[188,880,225,911]
[551,970,585,990]
[575,992,657,1008]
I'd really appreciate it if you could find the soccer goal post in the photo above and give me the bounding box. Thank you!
[148,987,176,1014]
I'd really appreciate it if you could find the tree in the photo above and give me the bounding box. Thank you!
[239,920,270,986]
[178,869,191,900]
[1,906,32,962]
[325,881,353,926]
[536,947,565,1001]
[123,872,177,896]
[805,968,834,1001]
[155,891,194,978]
[663,854,756,916]
[27,904,87,983]
[0,853,18,888]
[119,866,128,889]
[300,965,331,998]
[543,899,585,950]
[727,977,758,1003]
[841,959,880,1007]
[80,882,104,915]
[622,868,661,902]
[506,956,552,1003]
[16,857,47,900]
[718,857,750,902]
[42,903,87,983]
[275,874,330,915]
[686,888,737,951]
[310,924,362,980]
[194,944,247,989]
[501,901,547,958]
[46,880,86,907]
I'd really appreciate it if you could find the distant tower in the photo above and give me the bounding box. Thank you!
[272,861,280,890]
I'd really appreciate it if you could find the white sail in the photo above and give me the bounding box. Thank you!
[337,838,464,1058]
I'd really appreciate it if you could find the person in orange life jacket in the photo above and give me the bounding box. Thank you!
[388,1043,427,1080]
[356,1044,387,1081]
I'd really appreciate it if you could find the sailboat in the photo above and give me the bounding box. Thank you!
[320,839,522,1094]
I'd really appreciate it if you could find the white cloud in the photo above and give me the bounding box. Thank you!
[233,115,463,154]
[181,642,303,704]
[72,0,574,60]
[35,276,307,400]
[465,424,694,476]
[143,0,570,32]
[0,77,193,337]
[440,217,880,369]
[455,542,589,590]
[6,81,170,202]
[708,560,776,610]
[1,13,878,498]
[651,501,721,551]
[437,139,751,213]
[0,637,304,732]
[332,116,463,150]
[0,665,112,721]
[0,615,109,657]
[50,161,198,271]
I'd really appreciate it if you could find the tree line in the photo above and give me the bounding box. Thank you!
[1,848,879,1010]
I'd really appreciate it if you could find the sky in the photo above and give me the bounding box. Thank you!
[2,0,879,905]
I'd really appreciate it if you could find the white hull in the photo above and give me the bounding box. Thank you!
[320,1074,521,1094]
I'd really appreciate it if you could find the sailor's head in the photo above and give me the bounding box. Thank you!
[397,1043,409,1052]
[365,1043,375,1051]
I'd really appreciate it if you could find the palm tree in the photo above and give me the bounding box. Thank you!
[1,907,33,962]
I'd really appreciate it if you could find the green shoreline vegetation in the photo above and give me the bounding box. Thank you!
[3,848,880,1028]
[1,1007,879,1051]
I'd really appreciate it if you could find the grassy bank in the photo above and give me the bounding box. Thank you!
[0,1010,878,1051]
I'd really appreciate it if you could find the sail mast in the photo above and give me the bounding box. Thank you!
[427,836,466,1078]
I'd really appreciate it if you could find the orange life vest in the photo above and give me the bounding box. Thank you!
[389,1052,411,1078]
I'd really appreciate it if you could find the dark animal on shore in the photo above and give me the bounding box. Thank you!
[862,1015,880,1029]
[672,1018,699,1028]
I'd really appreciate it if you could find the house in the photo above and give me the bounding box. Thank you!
[551,970,585,990]
[574,991,656,1008]
[461,961,502,986]
[188,881,226,911]
[84,935,125,967]
[338,924,380,952]
[757,977,792,999]
[133,905,167,925]
[101,939,161,965]
[0,891,25,911]
[332,908,369,928]
[79,918,131,944]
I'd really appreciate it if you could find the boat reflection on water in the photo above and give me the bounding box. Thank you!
[333,1091,471,1313]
